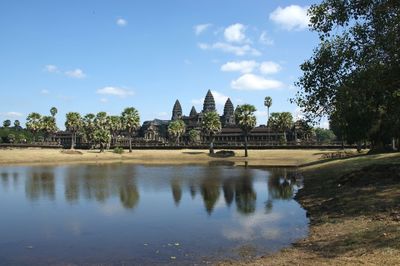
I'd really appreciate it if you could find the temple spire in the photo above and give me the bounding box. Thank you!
[171,100,182,120]
[189,106,197,117]
[202,90,216,113]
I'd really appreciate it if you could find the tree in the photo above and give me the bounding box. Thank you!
[294,0,400,151]
[40,115,58,141]
[50,107,58,117]
[93,129,111,153]
[108,115,122,147]
[264,96,272,126]
[26,112,42,141]
[121,107,140,153]
[3,120,11,128]
[14,120,21,129]
[82,113,96,147]
[65,112,83,149]
[314,128,336,143]
[188,129,200,144]
[268,112,293,143]
[202,111,221,154]
[235,104,257,157]
[168,120,185,144]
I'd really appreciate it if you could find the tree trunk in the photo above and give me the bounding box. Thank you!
[129,137,132,153]
[392,137,396,151]
[209,136,214,154]
[100,143,104,153]
[71,132,75,150]
[357,141,362,153]
[244,131,248,157]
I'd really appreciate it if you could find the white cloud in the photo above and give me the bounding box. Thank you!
[198,42,261,56]
[259,61,282,74]
[100,98,108,103]
[231,74,284,90]
[270,5,310,31]
[44,65,59,73]
[259,31,274,45]
[40,89,50,94]
[194,23,212,35]
[97,86,134,98]
[221,60,258,73]
[224,23,246,43]
[65,69,86,79]
[0,112,23,118]
[116,18,127,27]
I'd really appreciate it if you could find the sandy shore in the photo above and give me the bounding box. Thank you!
[0,148,352,167]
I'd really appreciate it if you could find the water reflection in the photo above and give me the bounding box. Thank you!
[1,165,303,215]
[0,164,307,264]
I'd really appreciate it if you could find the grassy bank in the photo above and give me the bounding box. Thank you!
[0,148,354,166]
[220,152,400,265]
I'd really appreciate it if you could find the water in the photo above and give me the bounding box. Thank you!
[0,164,308,265]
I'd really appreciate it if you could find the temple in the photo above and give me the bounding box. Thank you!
[58,90,312,148]
[139,90,295,145]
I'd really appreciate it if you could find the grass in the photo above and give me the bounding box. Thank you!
[219,152,400,265]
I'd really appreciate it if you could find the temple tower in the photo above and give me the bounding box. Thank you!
[202,90,216,113]
[171,100,182,120]
[189,106,197,117]
[222,98,235,126]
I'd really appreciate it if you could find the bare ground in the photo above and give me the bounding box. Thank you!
[0,148,357,167]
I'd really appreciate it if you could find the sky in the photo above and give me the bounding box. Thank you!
[0,0,327,129]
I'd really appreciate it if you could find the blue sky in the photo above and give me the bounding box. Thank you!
[0,0,326,129]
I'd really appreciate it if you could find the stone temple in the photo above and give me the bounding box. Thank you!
[139,90,292,145]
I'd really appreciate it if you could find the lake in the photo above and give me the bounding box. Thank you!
[0,164,308,265]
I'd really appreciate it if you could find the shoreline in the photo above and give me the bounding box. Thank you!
[0,148,353,167]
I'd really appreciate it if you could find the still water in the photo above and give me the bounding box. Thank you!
[0,164,308,265]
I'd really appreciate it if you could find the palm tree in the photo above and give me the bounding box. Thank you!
[168,120,185,144]
[188,129,200,144]
[109,115,122,147]
[65,112,83,149]
[40,115,58,141]
[50,107,58,117]
[93,128,111,153]
[3,120,11,128]
[235,104,257,157]
[94,112,109,130]
[26,112,42,141]
[14,120,21,129]
[82,113,96,147]
[202,111,221,154]
[268,112,293,143]
[264,96,272,126]
[121,107,140,153]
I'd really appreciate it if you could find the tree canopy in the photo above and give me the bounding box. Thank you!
[294,0,400,149]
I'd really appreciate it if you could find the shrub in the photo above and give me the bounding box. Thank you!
[113,147,124,154]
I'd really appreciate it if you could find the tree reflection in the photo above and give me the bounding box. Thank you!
[171,179,182,206]
[265,168,303,212]
[25,169,55,201]
[222,179,234,207]
[235,174,257,215]
[201,178,220,215]
[1,172,9,189]
[119,184,139,209]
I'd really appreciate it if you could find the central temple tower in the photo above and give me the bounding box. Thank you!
[202,90,216,113]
